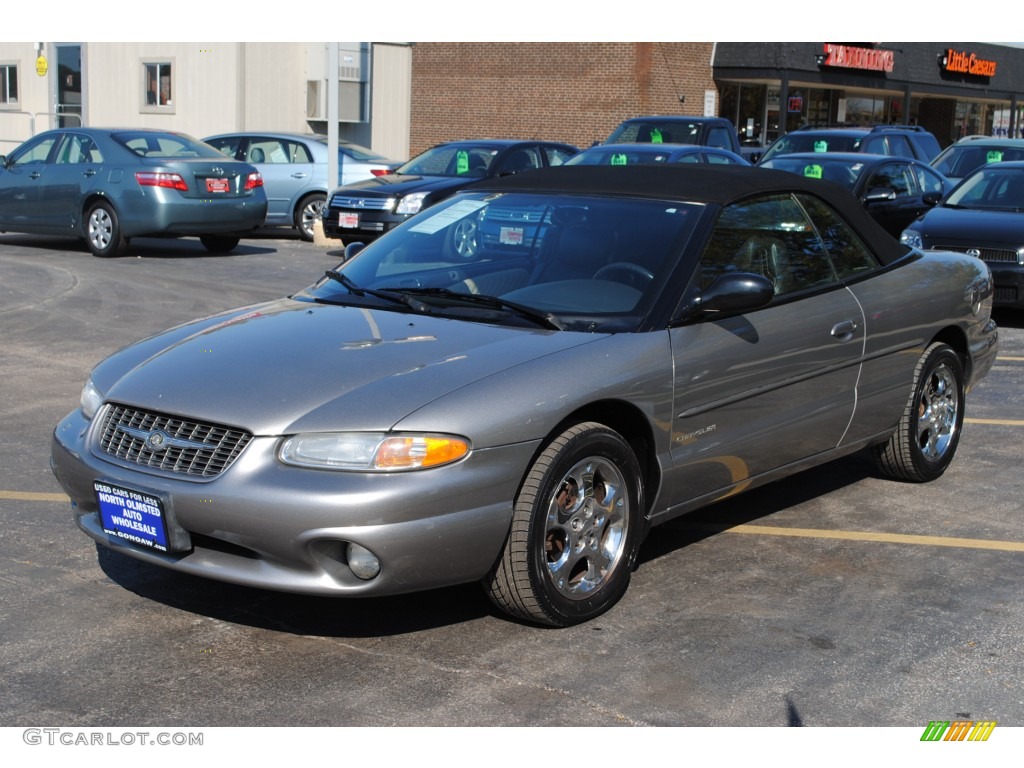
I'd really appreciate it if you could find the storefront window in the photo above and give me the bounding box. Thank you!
[720,82,768,147]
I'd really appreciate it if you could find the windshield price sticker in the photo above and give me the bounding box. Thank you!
[803,164,824,179]
[94,481,170,552]
[813,140,829,152]
[410,200,487,234]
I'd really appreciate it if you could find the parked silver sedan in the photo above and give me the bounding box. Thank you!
[203,132,400,241]
[50,165,998,626]
[0,128,267,256]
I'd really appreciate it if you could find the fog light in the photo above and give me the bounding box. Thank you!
[347,543,381,580]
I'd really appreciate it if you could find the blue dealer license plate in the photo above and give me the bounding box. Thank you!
[95,481,170,552]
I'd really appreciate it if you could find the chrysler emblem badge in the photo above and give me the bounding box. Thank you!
[967,248,982,258]
[145,430,169,451]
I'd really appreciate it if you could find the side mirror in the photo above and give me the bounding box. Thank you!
[343,242,366,262]
[674,272,774,324]
[922,191,942,207]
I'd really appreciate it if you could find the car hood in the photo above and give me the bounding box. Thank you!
[93,298,604,436]
[918,206,1024,244]
[332,173,478,198]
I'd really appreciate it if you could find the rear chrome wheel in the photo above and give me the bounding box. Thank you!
[296,193,326,242]
[484,422,643,626]
[873,342,964,482]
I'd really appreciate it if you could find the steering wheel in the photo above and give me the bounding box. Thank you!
[594,262,654,287]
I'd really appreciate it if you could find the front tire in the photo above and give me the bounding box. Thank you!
[872,342,964,482]
[484,422,644,626]
[86,201,128,257]
[295,193,326,242]
[199,235,240,253]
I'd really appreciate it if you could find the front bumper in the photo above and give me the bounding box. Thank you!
[51,408,532,597]
[988,262,1024,308]
[321,207,408,241]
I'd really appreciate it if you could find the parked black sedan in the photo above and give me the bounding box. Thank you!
[759,152,951,237]
[0,128,267,257]
[901,161,1024,309]
[321,139,578,245]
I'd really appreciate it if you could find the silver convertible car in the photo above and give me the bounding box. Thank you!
[0,128,267,256]
[50,165,998,626]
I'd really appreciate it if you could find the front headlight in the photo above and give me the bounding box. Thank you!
[80,378,104,420]
[900,229,924,249]
[396,192,429,215]
[279,432,470,471]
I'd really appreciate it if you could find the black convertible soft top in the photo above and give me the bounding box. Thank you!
[469,164,912,266]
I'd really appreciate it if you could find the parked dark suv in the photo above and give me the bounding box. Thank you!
[757,125,942,165]
[604,116,743,155]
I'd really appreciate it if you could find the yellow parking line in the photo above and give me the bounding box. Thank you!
[965,418,1024,426]
[724,524,1024,553]
[997,356,1024,361]
[0,490,70,502]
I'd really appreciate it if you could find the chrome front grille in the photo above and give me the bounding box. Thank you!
[328,195,394,211]
[95,404,252,479]
[934,245,1022,264]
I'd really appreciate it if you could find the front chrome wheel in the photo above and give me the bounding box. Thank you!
[543,457,629,600]
[297,194,327,241]
[484,422,643,626]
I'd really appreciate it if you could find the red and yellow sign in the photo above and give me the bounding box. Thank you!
[941,49,997,78]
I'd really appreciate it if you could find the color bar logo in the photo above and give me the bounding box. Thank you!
[921,720,996,741]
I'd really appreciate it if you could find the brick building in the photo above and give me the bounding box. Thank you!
[409,43,717,154]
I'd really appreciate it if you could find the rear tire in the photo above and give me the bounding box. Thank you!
[199,235,240,253]
[484,422,643,626]
[86,201,128,257]
[872,342,964,482]
[295,193,326,242]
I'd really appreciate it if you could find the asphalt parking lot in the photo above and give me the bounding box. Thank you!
[1,231,1022,730]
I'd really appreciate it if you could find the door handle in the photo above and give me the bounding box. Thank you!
[83,170,97,177]
[831,320,858,340]
[29,171,42,179]
[291,173,308,179]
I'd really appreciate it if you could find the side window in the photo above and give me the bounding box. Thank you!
[860,136,887,154]
[543,146,575,166]
[886,135,914,158]
[287,141,313,164]
[698,194,840,297]
[797,194,879,279]
[705,152,739,165]
[913,165,946,195]
[10,135,58,166]
[675,153,701,164]
[496,147,541,175]
[55,134,103,165]
[866,163,913,197]
[206,136,242,160]
[247,139,290,164]
[706,127,733,150]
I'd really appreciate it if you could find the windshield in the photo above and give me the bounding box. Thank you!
[759,157,865,190]
[567,147,684,166]
[113,131,222,159]
[931,144,1024,179]
[396,145,499,178]
[945,167,1024,210]
[607,121,704,145]
[301,191,703,332]
[760,133,863,162]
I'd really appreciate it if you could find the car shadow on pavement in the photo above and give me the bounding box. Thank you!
[93,453,875,636]
[637,452,874,565]
[0,233,280,258]
[94,543,492,637]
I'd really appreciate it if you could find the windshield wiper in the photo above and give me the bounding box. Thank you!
[390,287,563,330]
[323,270,428,312]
